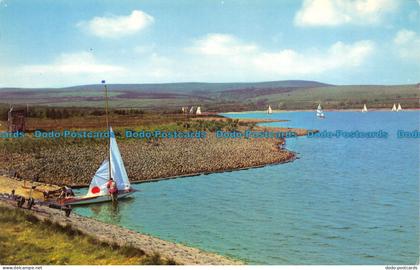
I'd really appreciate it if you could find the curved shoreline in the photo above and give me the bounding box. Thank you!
[0,121,302,265]
[221,108,420,114]
[70,149,297,188]
[1,128,300,187]
[0,199,242,265]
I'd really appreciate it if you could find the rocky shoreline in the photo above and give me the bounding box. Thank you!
[0,198,242,265]
[0,128,298,187]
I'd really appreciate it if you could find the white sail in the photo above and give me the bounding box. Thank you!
[267,105,272,114]
[397,103,402,111]
[316,104,324,118]
[87,160,110,196]
[362,104,368,112]
[196,106,202,115]
[392,104,397,111]
[189,106,194,113]
[86,127,130,196]
[109,127,131,191]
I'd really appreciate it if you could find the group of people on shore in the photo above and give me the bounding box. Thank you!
[58,178,118,201]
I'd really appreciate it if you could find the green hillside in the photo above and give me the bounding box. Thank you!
[251,85,420,110]
[1,81,418,111]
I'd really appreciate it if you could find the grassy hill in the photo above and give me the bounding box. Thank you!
[250,84,420,110]
[1,80,418,111]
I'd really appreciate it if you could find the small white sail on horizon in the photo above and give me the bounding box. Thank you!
[397,103,402,112]
[391,104,397,111]
[362,104,368,112]
[189,106,194,113]
[316,104,325,118]
[196,106,202,115]
[267,105,272,114]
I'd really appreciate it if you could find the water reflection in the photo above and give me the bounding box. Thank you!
[76,197,135,224]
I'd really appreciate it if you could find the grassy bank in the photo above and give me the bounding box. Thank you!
[0,206,175,265]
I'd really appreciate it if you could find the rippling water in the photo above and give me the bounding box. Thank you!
[75,111,419,264]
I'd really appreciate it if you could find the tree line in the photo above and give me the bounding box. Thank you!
[0,105,145,121]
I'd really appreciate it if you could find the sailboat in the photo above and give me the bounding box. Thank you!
[391,104,397,111]
[60,83,136,206]
[316,104,325,119]
[267,105,273,114]
[196,106,202,115]
[362,104,368,112]
[61,128,136,205]
[189,106,194,114]
[397,103,402,112]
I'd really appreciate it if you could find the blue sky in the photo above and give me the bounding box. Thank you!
[0,0,419,87]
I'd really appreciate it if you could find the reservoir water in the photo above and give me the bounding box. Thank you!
[75,111,419,264]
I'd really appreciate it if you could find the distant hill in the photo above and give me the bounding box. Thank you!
[0,80,418,111]
[0,80,327,93]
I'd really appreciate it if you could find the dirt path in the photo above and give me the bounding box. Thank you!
[0,175,59,200]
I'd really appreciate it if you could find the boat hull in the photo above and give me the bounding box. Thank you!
[61,189,136,206]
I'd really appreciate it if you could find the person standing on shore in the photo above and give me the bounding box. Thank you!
[59,186,74,199]
[106,178,118,202]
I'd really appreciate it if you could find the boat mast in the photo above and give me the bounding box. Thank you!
[102,80,111,179]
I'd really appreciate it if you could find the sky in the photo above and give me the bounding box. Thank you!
[0,0,419,87]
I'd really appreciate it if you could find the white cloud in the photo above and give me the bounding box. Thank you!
[189,34,258,56]
[393,29,420,61]
[0,52,126,87]
[294,0,398,26]
[21,52,125,74]
[0,35,376,87]
[394,29,416,45]
[188,34,374,78]
[0,51,180,87]
[254,41,374,75]
[78,10,154,38]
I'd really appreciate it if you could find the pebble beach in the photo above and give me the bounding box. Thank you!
[0,128,296,187]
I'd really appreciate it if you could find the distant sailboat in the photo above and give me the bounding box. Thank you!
[189,106,194,114]
[196,106,202,115]
[316,104,325,118]
[391,104,397,111]
[397,103,402,112]
[362,104,368,112]
[267,105,272,114]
